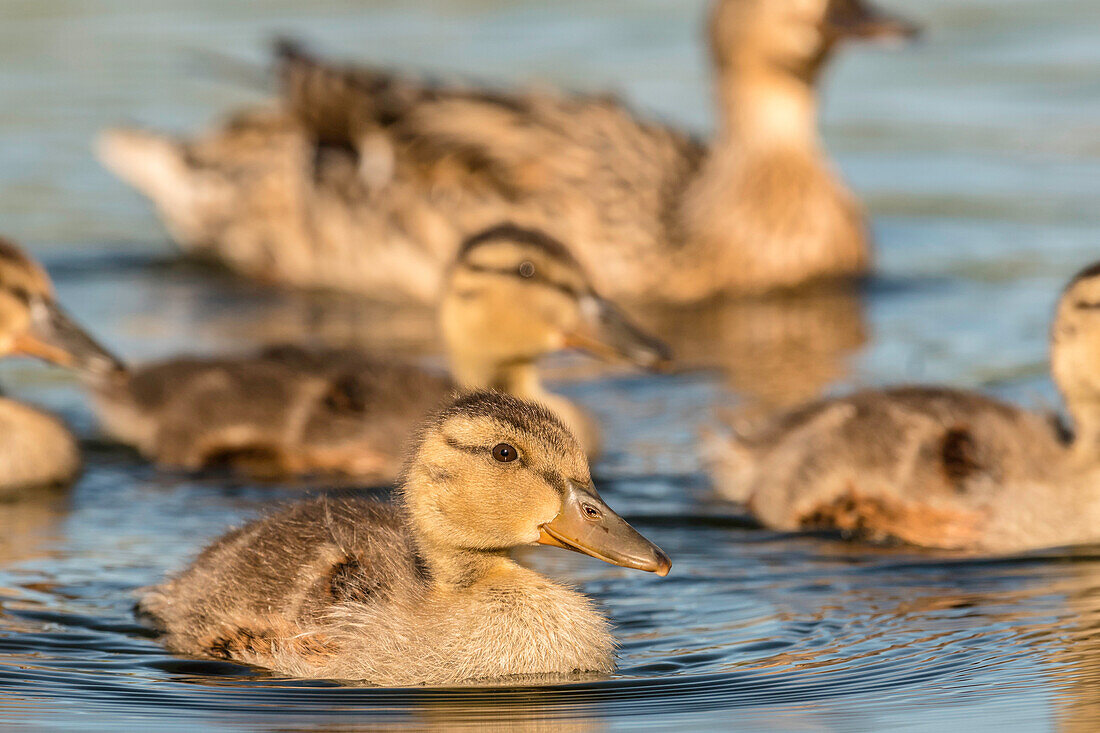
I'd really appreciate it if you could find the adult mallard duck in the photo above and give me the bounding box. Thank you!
[0,237,125,495]
[92,225,669,479]
[706,262,1100,553]
[98,0,916,304]
[138,391,671,684]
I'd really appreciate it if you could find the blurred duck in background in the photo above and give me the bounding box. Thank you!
[97,0,917,304]
[705,262,1100,554]
[0,238,125,496]
[91,225,669,481]
[137,391,670,684]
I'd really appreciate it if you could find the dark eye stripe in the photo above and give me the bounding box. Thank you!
[462,263,579,298]
[443,435,485,455]
[0,283,31,304]
[443,434,526,464]
[1074,301,1100,310]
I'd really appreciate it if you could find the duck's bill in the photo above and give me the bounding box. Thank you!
[537,481,671,576]
[13,298,126,378]
[566,295,673,371]
[827,0,920,42]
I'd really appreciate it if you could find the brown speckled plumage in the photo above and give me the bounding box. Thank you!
[706,264,1100,553]
[94,345,449,482]
[97,0,914,303]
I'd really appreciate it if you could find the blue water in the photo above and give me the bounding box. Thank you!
[1,0,1099,729]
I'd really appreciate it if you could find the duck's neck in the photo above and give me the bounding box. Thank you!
[419,540,519,590]
[398,472,526,589]
[402,527,614,680]
[1069,401,1100,463]
[450,355,597,454]
[712,65,821,157]
[451,356,550,403]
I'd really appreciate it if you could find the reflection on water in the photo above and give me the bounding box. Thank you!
[1,0,1100,729]
[633,284,866,408]
[0,488,68,567]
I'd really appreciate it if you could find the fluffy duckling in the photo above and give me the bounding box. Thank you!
[706,263,1100,554]
[92,225,669,479]
[0,238,125,495]
[139,391,671,684]
[97,0,916,304]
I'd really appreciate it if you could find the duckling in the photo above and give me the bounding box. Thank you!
[92,225,669,479]
[138,391,670,684]
[97,0,916,304]
[0,237,125,495]
[705,262,1100,554]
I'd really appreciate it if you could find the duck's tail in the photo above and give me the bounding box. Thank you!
[700,422,758,504]
[96,127,193,217]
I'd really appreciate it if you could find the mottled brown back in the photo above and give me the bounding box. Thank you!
[714,386,1071,550]
[95,345,452,479]
[139,496,423,656]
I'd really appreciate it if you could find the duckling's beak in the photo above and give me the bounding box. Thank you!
[565,295,673,371]
[537,481,671,576]
[826,0,920,42]
[13,297,126,379]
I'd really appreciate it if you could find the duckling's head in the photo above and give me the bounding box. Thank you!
[0,237,124,379]
[1052,263,1100,411]
[710,0,918,81]
[402,391,671,576]
[440,224,671,384]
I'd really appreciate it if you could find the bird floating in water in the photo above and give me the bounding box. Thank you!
[706,261,1100,553]
[97,0,917,304]
[0,237,125,495]
[138,391,671,684]
[91,224,670,479]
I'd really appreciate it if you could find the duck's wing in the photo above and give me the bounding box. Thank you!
[98,42,703,301]
[276,39,703,201]
[275,38,428,148]
[94,348,450,480]
[727,387,1068,550]
[92,355,317,471]
[294,352,453,481]
[138,496,422,668]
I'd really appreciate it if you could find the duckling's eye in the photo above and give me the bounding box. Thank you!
[1075,301,1100,310]
[518,261,536,278]
[581,503,602,521]
[491,443,518,462]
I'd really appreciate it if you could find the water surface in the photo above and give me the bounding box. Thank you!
[1,0,1100,730]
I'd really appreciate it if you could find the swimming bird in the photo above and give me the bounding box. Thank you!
[138,391,671,684]
[97,0,916,304]
[0,237,125,495]
[705,263,1100,553]
[92,225,669,480]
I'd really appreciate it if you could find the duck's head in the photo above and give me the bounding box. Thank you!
[710,0,919,81]
[440,224,671,383]
[402,390,671,576]
[0,237,124,379]
[1052,263,1100,410]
